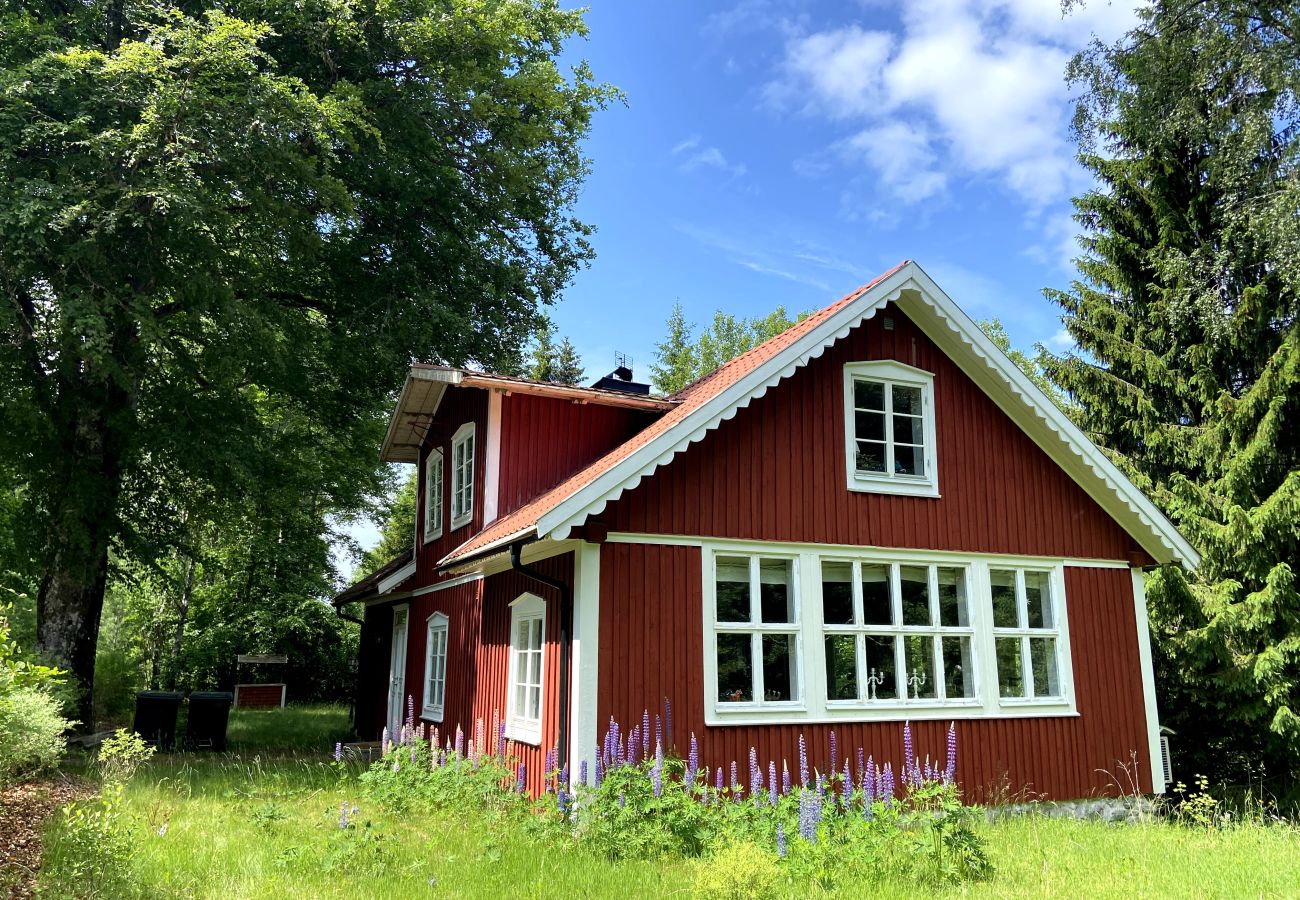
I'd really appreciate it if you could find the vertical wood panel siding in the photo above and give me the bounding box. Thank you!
[399,553,574,797]
[356,604,393,740]
[603,305,1136,561]
[598,543,1152,801]
[498,394,656,519]
[415,387,488,579]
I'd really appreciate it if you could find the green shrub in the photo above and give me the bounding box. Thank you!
[97,729,155,785]
[691,842,783,899]
[0,686,67,785]
[568,757,716,859]
[92,645,144,726]
[39,783,137,899]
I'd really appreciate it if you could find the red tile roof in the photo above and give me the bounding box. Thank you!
[440,262,911,565]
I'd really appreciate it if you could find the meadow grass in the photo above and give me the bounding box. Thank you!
[37,705,1300,899]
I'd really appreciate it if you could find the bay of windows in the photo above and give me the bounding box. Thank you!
[704,546,1073,723]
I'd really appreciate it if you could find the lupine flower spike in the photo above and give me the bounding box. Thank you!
[715,767,724,792]
[516,763,527,793]
[776,822,787,858]
[730,760,739,792]
[580,759,588,787]
[798,734,809,787]
[829,729,838,777]
[663,696,673,748]
[333,742,343,763]
[688,733,700,786]
[642,709,651,759]
[902,721,914,786]
[338,802,349,829]
[749,747,761,799]
[782,761,792,795]
[768,761,778,806]
[655,714,663,751]
[652,740,664,797]
[945,722,957,784]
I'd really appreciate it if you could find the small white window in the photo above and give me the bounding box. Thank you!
[506,593,545,745]
[708,554,802,709]
[990,568,1065,703]
[423,448,444,544]
[450,422,475,529]
[843,361,938,497]
[422,612,448,722]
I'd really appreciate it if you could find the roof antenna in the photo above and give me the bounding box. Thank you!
[613,351,633,383]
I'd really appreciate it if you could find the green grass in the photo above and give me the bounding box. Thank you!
[37,705,1300,899]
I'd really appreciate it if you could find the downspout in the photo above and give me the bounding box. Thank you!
[510,541,573,775]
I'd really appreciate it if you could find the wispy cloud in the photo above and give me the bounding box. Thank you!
[671,135,748,179]
[673,221,884,292]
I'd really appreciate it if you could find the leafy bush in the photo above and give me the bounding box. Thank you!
[97,729,155,785]
[0,687,67,785]
[691,841,782,899]
[40,783,138,898]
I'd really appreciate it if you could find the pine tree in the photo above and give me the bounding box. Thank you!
[1048,1,1300,777]
[526,322,558,383]
[649,302,698,395]
[552,337,585,385]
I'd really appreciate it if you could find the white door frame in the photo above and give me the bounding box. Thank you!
[387,604,410,739]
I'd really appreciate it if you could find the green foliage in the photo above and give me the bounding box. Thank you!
[358,732,526,817]
[352,471,417,582]
[525,321,586,384]
[1049,1,1300,780]
[570,757,714,859]
[0,687,68,786]
[977,319,1065,409]
[690,841,782,899]
[41,783,138,898]
[98,729,155,786]
[649,303,805,395]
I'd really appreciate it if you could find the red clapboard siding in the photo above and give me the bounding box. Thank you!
[597,543,1152,801]
[603,304,1135,561]
[415,386,489,578]
[401,553,574,797]
[497,393,656,519]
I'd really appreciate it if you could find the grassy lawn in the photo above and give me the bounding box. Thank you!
[38,705,1300,899]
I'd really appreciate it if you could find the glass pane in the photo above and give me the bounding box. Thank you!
[761,634,798,702]
[864,636,897,700]
[861,564,893,625]
[717,634,752,702]
[892,414,922,444]
[854,378,885,411]
[528,685,541,720]
[1025,571,1053,629]
[530,619,543,651]
[855,441,886,474]
[991,570,1019,628]
[759,559,795,624]
[515,620,529,650]
[820,562,854,625]
[997,638,1025,698]
[825,635,858,701]
[855,410,885,442]
[514,682,526,714]
[892,384,922,415]
[900,566,930,626]
[903,636,937,699]
[1030,638,1060,697]
[942,636,974,699]
[894,444,924,477]
[528,650,541,685]
[715,557,751,623]
[936,567,968,627]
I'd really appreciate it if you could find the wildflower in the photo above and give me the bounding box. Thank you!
[652,755,663,798]
[454,726,464,759]
[902,721,914,786]
[776,822,787,859]
[841,760,852,804]
[158,823,168,837]
[798,788,822,842]
[339,802,349,829]
[857,747,865,784]
[654,713,663,752]
[830,729,838,778]
[944,722,957,784]
[730,760,739,792]
[628,725,640,766]
[782,761,792,795]
[864,756,875,801]
[618,793,626,808]
[881,763,895,806]
[663,696,673,748]
[516,763,527,793]
[381,726,389,751]
[476,719,485,758]
[798,734,809,787]
[558,786,568,815]
[407,695,415,728]
[497,723,506,760]
[768,761,778,806]
[594,755,603,788]
[687,733,700,786]
[409,743,416,765]
[816,774,826,799]
[715,767,724,793]
[333,742,343,763]
[642,709,651,758]
[749,747,761,799]
[545,747,556,776]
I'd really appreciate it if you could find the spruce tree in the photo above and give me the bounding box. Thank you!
[526,323,559,383]
[650,302,698,395]
[552,338,585,385]
[1049,1,1300,777]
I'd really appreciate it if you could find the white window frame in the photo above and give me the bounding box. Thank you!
[450,422,475,530]
[988,566,1071,708]
[701,540,1076,725]
[842,361,939,498]
[421,612,448,722]
[506,592,546,745]
[423,448,444,544]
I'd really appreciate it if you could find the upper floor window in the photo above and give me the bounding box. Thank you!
[506,593,546,745]
[842,361,938,497]
[423,448,444,544]
[422,612,448,722]
[450,422,475,529]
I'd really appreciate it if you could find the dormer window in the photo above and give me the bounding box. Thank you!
[450,422,475,529]
[423,448,443,544]
[843,361,938,497]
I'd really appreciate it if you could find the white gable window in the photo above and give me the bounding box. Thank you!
[423,448,444,544]
[422,612,449,722]
[450,422,475,529]
[506,592,545,745]
[702,542,1075,725]
[843,361,938,497]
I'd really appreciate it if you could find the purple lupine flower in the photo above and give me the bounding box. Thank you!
[381,726,389,752]
[864,756,875,801]
[798,734,809,787]
[715,767,724,792]
[782,761,792,795]
[924,758,934,782]
[944,722,957,784]
[652,744,664,798]
[857,747,865,783]
[663,697,673,749]
[841,760,852,804]
[830,730,838,778]
[333,742,343,763]
[339,802,349,829]
[618,793,626,808]
[688,733,699,786]
[768,761,778,806]
[516,763,527,793]
[407,695,415,728]
[902,721,914,786]
[816,774,826,799]
[410,743,416,765]
[749,747,761,799]
[497,723,506,760]
[558,786,568,815]
[642,709,651,759]
[545,746,556,777]
[594,755,603,787]
[628,725,641,766]
[655,714,663,752]
[730,760,739,792]
[882,763,895,805]
[560,762,569,790]
[580,759,588,787]
[476,719,485,758]
[798,788,822,842]
[776,822,787,858]
[455,726,464,759]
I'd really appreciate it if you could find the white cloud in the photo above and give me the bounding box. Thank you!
[672,136,748,179]
[768,1,1141,210]
[673,221,876,291]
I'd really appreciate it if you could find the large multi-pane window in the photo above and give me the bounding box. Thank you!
[506,593,545,744]
[422,613,448,722]
[843,361,937,497]
[704,546,1072,723]
[712,555,801,707]
[450,422,475,529]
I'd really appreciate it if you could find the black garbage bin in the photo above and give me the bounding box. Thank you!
[186,692,234,751]
[133,691,183,750]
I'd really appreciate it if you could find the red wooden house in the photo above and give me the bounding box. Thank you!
[335,261,1197,800]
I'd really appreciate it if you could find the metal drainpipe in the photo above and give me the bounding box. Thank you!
[510,541,573,775]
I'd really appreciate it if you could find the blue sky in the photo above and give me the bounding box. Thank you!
[549,0,1140,382]
[338,0,1141,572]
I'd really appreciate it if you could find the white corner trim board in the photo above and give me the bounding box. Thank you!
[569,541,602,776]
[483,391,503,526]
[1131,569,1166,794]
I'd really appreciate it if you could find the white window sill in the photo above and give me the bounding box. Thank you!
[505,721,542,747]
[847,474,940,498]
[420,708,444,724]
[423,531,442,546]
[706,706,1079,726]
[450,514,472,531]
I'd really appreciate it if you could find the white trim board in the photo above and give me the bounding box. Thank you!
[569,542,601,777]
[483,390,503,525]
[524,262,1196,569]
[376,561,417,596]
[1132,569,1166,793]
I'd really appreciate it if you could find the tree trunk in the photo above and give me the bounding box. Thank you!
[167,555,196,691]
